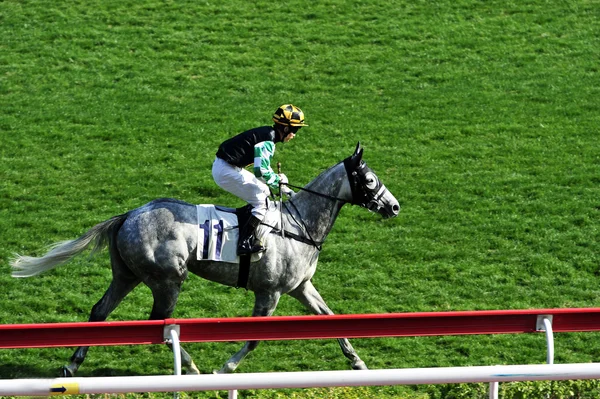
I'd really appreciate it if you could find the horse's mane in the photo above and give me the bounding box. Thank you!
[304,161,345,190]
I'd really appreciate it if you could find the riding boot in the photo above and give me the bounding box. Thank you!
[237,215,265,255]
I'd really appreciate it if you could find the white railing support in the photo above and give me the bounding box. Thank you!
[489,314,556,398]
[164,325,181,399]
[163,325,182,375]
[489,381,498,399]
[544,317,554,365]
[536,315,554,364]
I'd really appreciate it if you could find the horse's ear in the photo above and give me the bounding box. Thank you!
[344,141,364,174]
[353,142,363,162]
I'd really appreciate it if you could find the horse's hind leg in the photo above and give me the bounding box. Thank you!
[289,280,368,370]
[62,275,140,377]
[146,279,200,375]
[217,291,281,374]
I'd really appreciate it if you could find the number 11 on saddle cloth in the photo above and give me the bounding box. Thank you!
[196,202,279,263]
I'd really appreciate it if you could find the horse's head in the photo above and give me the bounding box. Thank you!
[343,142,400,218]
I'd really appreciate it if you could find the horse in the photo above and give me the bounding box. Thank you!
[11,142,400,377]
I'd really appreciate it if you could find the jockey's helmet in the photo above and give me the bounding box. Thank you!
[272,104,308,127]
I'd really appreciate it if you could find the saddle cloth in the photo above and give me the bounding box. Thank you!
[196,201,279,263]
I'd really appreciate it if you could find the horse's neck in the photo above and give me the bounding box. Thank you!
[288,163,351,242]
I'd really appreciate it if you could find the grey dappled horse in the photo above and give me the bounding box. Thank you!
[11,143,400,376]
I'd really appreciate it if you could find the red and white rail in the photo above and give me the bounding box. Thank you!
[1,308,600,398]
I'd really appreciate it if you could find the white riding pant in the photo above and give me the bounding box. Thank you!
[212,157,270,220]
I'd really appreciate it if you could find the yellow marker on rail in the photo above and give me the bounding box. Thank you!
[50,382,80,395]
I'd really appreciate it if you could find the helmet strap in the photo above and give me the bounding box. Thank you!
[274,124,290,142]
[283,126,291,138]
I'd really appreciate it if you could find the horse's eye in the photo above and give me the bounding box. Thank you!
[364,172,377,190]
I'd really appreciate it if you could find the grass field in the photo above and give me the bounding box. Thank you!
[1,0,600,398]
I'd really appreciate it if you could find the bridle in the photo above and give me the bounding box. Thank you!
[345,160,389,214]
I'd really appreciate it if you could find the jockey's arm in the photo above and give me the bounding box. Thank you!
[253,141,280,190]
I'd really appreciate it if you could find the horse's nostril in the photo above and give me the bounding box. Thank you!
[392,204,400,214]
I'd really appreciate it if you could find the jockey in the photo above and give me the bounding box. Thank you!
[212,104,307,255]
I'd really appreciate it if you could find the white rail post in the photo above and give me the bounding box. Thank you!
[489,381,498,399]
[537,315,554,364]
[489,315,555,399]
[164,324,239,399]
[164,325,182,399]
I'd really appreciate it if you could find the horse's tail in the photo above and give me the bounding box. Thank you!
[10,214,128,278]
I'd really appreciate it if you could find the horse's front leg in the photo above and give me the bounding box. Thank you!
[289,280,368,370]
[217,291,281,373]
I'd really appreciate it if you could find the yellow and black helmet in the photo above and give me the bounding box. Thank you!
[272,104,308,127]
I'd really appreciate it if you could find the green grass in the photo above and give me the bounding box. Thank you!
[1,0,600,398]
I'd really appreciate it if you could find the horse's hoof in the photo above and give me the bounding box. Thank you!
[216,363,236,374]
[61,366,74,377]
[352,360,368,370]
[185,367,200,375]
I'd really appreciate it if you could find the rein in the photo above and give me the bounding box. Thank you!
[269,182,347,251]
[283,200,323,251]
[281,182,349,203]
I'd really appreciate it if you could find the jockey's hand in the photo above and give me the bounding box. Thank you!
[281,186,295,198]
[278,173,289,185]
[278,174,294,197]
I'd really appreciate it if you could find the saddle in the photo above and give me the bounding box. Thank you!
[195,202,282,289]
[196,204,270,263]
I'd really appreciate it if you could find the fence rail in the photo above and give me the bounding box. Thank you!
[2,308,600,398]
[2,308,600,349]
[2,363,600,396]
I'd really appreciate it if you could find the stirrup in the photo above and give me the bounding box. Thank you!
[237,240,265,256]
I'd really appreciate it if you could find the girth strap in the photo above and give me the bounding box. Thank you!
[237,254,251,289]
[236,226,322,290]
